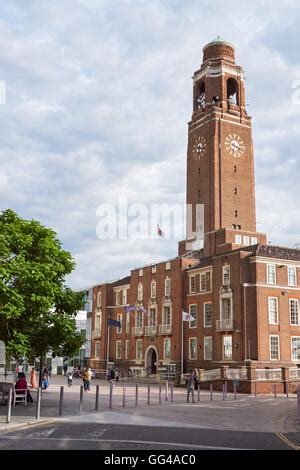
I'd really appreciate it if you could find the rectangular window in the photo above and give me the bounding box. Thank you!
[223,335,232,360]
[95,341,100,359]
[267,264,276,285]
[190,275,196,294]
[125,340,129,359]
[151,265,156,274]
[165,278,171,296]
[136,310,143,328]
[123,289,127,305]
[139,269,143,277]
[149,308,157,326]
[165,262,171,270]
[189,304,197,328]
[204,303,213,327]
[290,299,299,325]
[200,273,206,292]
[206,272,212,291]
[222,298,231,321]
[204,337,212,360]
[189,338,197,360]
[151,281,156,298]
[251,237,258,245]
[96,291,101,307]
[163,306,171,325]
[116,291,121,305]
[126,312,130,333]
[136,339,143,359]
[235,235,242,244]
[268,297,279,324]
[222,265,230,285]
[243,236,250,245]
[164,338,171,359]
[288,266,297,287]
[95,314,101,333]
[116,341,122,359]
[117,314,122,333]
[270,335,280,360]
[291,337,300,361]
[138,284,143,301]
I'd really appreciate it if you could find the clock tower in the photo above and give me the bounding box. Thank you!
[183,37,267,257]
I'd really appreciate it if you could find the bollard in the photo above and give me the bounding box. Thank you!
[210,384,213,401]
[79,385,83,412]
[225,381,227,398]
[123,384,126,408]
[6,388,12,424]
[159,384,162,404]
[297,389,300,422]
[274,383,277,399]
[198,384,200,402]
[234,383,237,400]
[36,387,42,419]
[222,383,225,400]
[95,385,99,411]
[286,383,289,399]
[171,384,174,403]
[58,386,64,416]
[147,384,150,405]
[165,381,169,401]
[109,382,113,409]
[135,384,138,407]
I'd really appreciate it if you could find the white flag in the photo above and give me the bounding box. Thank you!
[182,310,195,322]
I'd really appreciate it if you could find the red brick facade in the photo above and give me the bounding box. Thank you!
[88,38,300,378]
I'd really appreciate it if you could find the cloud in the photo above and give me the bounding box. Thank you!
[0,0,299,288]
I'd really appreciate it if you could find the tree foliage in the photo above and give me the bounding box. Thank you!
[0,209,85,361]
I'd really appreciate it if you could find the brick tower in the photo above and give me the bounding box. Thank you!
[183,37,267,257]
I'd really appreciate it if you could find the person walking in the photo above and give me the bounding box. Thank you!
[63,363,68,377]
[186,370,196,403]
[193,368,199,391]
[83,368,92,392]
[30,367,38,390]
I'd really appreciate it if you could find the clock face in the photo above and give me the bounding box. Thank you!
[192,136,207,159]
[225,134,245,157]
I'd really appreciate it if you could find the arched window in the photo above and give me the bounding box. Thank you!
[196,82,206,110]
[227,78,239,106]
[137,283,143,301]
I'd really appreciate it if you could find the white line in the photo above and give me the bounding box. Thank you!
[0,435,250,450]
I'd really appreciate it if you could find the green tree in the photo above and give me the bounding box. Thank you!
[0,209,85,376]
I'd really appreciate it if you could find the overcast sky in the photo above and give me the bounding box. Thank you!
[0,0,300,289]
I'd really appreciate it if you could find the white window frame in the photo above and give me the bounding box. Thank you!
[222,265,230,286]
[123,289,127,305]
[95,313,102,334]
[137,283,143,301]
[190,275,196,294]
[267,264,276,285]
[200,273,206,292]
[291,336,300,361]
[125,340,129,359]
[149,308,157,327]
[204,336,212,360]
[165,278,171,296]
[290,299,299,326]
[251,237,258,245]
[243,236,250,245]
[151,280,156,298]
[235,235,242,244]
[139,269,143,277]
[116,290,121,306]
[165,262,171,270]
[163,305,172,326]
[116,340,122,359]
[136,339,143,360]
[135,310,143,328]
[95,340,100,359]
[268,297,279,325]
[223,335,232,361]
[164,338,171,359]
[189,304,197,328]
[189,337,197,360]
[288,266,297,287]
[96,291,102,307]
[117,314,122,334]
[270,335,280,360]
[204,302,212,327]
[126,312,130,333]
[151,265,156,274]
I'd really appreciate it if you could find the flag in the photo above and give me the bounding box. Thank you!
[124,305,136,313]
[136,305,149,317]
[157,224,165,237]
[182,310,195,322]
[108,318,121,328]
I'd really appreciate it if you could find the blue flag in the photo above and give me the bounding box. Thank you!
[124,305,136,313]
[137,305,149,317]
[108,318,121,328]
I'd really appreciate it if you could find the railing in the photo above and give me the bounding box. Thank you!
[216,319,234,331]
[132,327,144,336]
[144,326,157,336]
[289,367,300,380]
[255,368,282,381]
[202,369,221,381]
[225,367,247,380]
[91,329,101,339]
[158,324,172,335]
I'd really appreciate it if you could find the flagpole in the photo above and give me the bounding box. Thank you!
[106,309,110,377]
[181,311,183,376]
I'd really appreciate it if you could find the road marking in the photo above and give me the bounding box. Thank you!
[276,432,299,450]
[0,435,251,450]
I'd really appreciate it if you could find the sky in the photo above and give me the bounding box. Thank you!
[0,0,300,289]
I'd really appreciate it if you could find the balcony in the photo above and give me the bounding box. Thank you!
[132,326,144,336]
[144,326,157,336]
[216,319,234,331]
[91,329,101,339]
[158,324,172,335]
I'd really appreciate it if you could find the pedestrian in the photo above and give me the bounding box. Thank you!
[115,369,119,382]
[193,368,199,391]
[15,372,33,403]
[63,363,68,376]
[48,365,52,378]
[30,367,38,390]
[82,367,92,392]
[186,370,195,403]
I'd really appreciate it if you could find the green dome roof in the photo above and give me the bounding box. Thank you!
[203,36,235,50]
